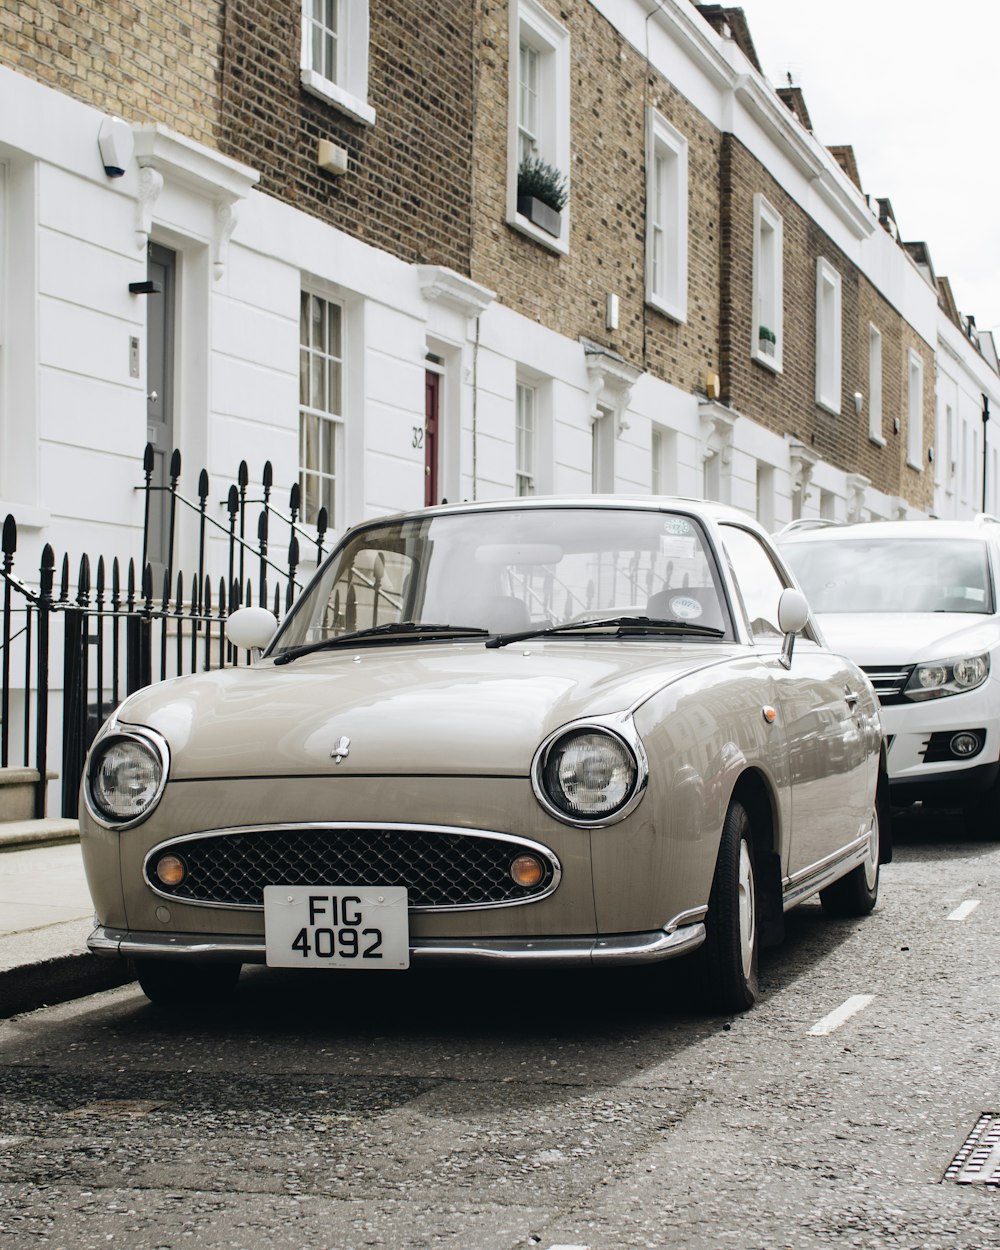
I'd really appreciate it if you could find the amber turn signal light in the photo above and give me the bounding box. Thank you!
[155,854,187,887]
[510,854,545,888]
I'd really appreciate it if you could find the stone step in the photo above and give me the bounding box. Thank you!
[0,817,80,851]
[0,767,42,822]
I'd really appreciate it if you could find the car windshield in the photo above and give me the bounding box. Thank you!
[271,506,730,654]
[782,536,993,614]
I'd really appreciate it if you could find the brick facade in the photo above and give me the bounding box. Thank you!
[720,134,935,512]
[0,0,223,148]
[470,0,722,397]
[218,0,474,272]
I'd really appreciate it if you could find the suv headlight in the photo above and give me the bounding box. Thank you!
[904,653,990,701]
[532,720,647,826]
[85,728,169,826]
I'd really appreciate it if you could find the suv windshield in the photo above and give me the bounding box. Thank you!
[271,506,731,654]
[782,536,993,614]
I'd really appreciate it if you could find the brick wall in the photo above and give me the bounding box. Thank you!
[218,0,474,271]
[470,0,721,395]
[721,134,935,511]
[0,0,223,148]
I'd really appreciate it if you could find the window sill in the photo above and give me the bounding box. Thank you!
[906,459,924,473]
[752,348,782,375]
[816,396,840,416]
[869,433,886,448]
[301,69,376,127]
[507,210,569,255]
[645,293,687,324]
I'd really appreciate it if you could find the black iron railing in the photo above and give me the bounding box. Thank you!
[0,447,329,818]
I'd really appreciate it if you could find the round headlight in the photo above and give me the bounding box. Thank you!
[541,730,638,821]
[954,656,989,688]
[89,735,165,823]
[917,664,948,690]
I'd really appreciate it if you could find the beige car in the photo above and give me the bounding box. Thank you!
[80,497,888,1014]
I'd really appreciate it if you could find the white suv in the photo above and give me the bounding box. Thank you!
[777,517,1000,835]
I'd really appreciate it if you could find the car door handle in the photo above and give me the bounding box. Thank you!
[844,690,859,709]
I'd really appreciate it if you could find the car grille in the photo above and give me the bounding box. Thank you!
[861,664,914,705]
[146,825,558,911]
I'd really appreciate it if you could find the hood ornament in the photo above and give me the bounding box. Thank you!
[331,735,351,764]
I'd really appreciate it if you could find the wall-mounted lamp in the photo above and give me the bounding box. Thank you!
[98,116,134,178]
[853,391,864,414]
[893,417,901,434]
[129,280,163,296]
[928,446,935,463]
[317,139,349,176]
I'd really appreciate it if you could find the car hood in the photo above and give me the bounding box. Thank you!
[113,640,738,779]
[815,612,999,666]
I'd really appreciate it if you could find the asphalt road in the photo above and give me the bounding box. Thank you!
[1,806,998,1250]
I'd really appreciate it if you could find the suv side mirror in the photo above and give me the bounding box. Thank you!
[777,588,809,668]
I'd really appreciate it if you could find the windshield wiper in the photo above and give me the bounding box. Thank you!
[273,623,491,665]
[485,615,725,649]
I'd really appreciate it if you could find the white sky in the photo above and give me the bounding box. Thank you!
[731,1,1000,334]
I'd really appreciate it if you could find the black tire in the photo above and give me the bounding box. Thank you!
[963,777,999,838]
[819,802,880,917]
[696,799,759,1014]
[134,959,242,1008]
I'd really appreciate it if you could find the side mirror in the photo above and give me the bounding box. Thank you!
[777,587,809,669]
[226,606,278,652]
[777,587,809,635]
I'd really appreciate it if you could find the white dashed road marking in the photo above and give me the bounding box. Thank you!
[808,994,875,1036]
[947,899,981,921]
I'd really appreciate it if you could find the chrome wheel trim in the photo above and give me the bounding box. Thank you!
[863,808,880,891]
[738,838,756,980]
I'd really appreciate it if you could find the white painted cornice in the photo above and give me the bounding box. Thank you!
[416,266,496,318]
[131,124,259,278]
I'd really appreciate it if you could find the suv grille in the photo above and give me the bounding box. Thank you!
[861,664,914,705]
[146,826,558,911]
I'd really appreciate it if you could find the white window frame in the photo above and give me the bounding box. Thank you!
[868,324,883,444]
[299,289,346,531]
[300,0,375,127]
[907,347,924,470]
[751,194,783,372]
[515,380,536,497]
[507,0,570,254]
[645,109,688,323]
[815,257,842,414]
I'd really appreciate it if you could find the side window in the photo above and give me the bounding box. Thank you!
[719,525,788,639]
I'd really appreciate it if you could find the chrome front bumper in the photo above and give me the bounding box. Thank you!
[88,922,706,968]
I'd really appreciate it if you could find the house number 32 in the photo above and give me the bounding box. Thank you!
[411,426,424,449]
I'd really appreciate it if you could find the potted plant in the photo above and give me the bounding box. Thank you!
[758,325,777,357]
[517,155,568,238]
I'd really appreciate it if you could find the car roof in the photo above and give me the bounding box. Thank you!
[352,494,767,532]
[776,515,1000,545]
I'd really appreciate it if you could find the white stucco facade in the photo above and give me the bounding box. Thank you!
[2,0,999,605]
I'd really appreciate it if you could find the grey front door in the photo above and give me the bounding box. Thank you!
[145,243,176,587]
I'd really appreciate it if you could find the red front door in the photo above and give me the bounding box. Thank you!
[424,371,439,506]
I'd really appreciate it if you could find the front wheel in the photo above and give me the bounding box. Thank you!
[134,959,242,1008]
[696,799,759,1014]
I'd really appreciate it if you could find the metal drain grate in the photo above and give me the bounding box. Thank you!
[943,1114,1000,1187]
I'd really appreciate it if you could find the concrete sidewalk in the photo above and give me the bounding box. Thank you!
[0,822,134,1018]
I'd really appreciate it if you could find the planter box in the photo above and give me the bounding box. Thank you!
[517,195,562,239]
[758,336,776,358]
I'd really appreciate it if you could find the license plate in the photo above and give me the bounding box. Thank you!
[263,886,409,969]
